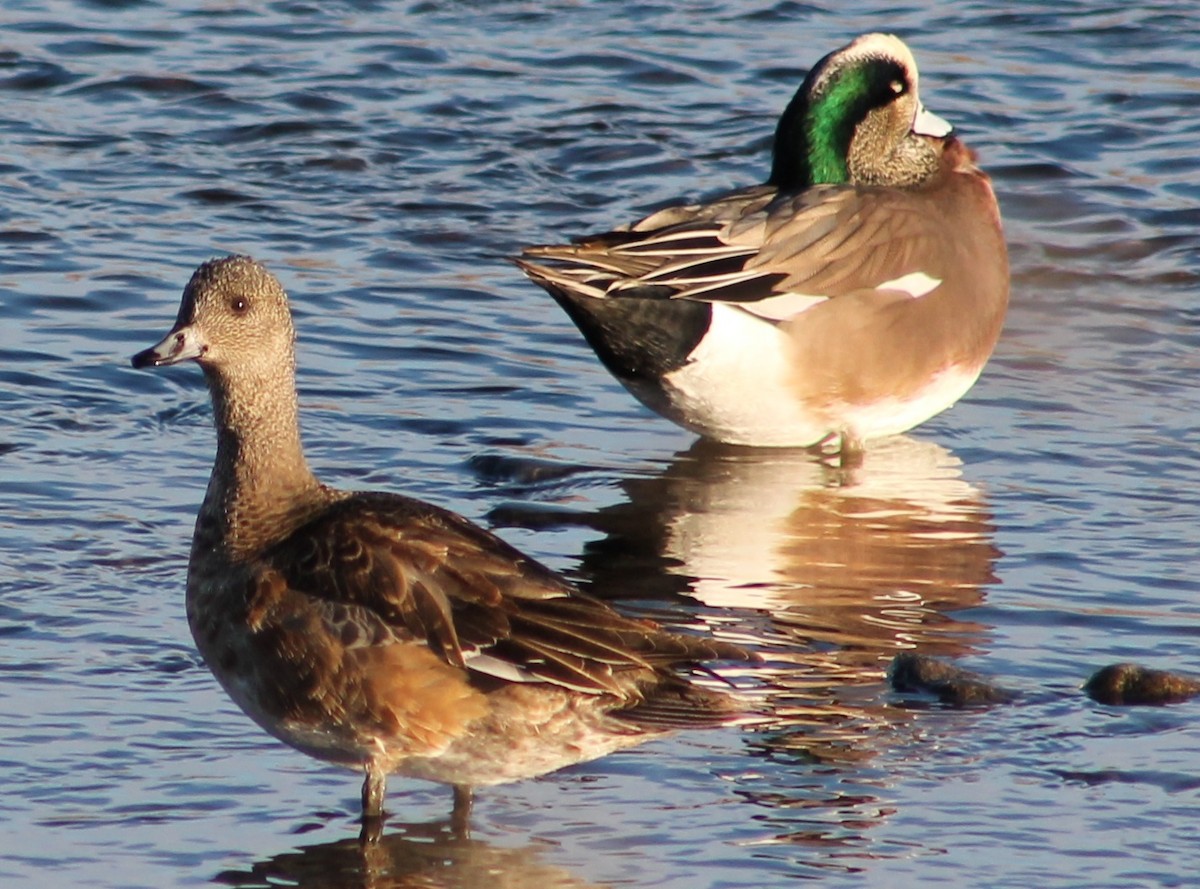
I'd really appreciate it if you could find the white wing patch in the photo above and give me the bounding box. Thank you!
[876,271,942,299]
[737,291,829,321]
[464,652,540,683]
[734,272,941,324]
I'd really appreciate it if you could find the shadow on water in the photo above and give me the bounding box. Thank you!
[213,817,605,889]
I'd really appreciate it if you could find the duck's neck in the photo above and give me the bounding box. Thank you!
[771,94,854,190]
[197,362,327,560]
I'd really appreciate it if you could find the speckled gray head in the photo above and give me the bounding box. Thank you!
[771,32,953,190]
[130,255,295,379]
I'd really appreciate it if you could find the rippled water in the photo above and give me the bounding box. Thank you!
[4,2,1200,887]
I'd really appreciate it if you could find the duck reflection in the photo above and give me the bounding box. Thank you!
[492,435,1000,764]
[213,817,605,889]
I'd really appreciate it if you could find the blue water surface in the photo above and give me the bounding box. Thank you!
[3,2,1200,887]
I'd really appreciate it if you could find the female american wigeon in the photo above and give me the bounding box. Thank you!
[517,33,1009,455]
[131,256,752,824]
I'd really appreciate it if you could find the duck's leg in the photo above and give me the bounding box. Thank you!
[359,766,388,845]
[837,431,865,469]
[362,763,387,819]
[450,785,474,838]
[359,813,384,846]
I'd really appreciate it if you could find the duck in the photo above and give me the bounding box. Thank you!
[130,255,753,827]
[516,33,1009,456]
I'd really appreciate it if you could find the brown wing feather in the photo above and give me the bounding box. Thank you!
[259,492,749,696]
[752,187,945,297]
[521,179,951,315]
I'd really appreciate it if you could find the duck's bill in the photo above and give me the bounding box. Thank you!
[913,103,953,137]
[131,325,206,369]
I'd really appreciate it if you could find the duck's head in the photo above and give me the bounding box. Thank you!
[770,33,952,191]
[131,255,296,385]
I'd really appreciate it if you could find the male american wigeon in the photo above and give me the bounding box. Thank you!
[131,256,752,826]
[517,33,1009,455]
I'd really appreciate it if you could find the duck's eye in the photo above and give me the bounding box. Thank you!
[231,297,248,314]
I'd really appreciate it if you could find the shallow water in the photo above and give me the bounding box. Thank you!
[4,1,1200,887]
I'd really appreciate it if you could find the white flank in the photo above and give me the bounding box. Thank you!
[839,364,982,442]
[660,302,982,447]
[663,302,831,446]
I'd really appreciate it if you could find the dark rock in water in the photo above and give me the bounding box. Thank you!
[1083,663,1200,706]
[888,652,1018,707]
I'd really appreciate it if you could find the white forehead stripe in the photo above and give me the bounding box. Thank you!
[846,33,918,72]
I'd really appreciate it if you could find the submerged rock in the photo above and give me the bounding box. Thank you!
[1083,663,1200,706]
[888,653,1018,707]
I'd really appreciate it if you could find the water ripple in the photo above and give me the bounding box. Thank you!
[2,3,1200,888]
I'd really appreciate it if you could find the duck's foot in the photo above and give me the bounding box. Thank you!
[836,432,864,469]
[811,431,865,472]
